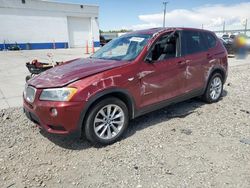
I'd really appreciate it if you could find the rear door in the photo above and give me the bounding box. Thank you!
[181,30,208,92]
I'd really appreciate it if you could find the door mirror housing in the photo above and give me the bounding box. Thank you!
[145,50,155,63]
[145,56,153,63]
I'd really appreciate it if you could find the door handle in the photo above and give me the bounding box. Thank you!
[177,60,186,65]
[207,53,212,59]
[178,60,190,65]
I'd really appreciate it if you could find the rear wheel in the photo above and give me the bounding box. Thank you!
[84,97,129,145]
[202,73,223,103]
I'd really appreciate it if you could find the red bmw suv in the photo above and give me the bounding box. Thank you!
[24,28,228,145]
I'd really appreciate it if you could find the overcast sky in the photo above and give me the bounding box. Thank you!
[55,0,250,31]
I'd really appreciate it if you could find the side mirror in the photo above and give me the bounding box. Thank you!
[145,56,153,63]
[145,51,154,63]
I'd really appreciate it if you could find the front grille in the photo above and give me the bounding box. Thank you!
[24,85,36,103]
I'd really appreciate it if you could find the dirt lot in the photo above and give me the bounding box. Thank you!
[1,64,250,188]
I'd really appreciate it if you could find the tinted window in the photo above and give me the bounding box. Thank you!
[205,32,217,49]
[182,31,207,55]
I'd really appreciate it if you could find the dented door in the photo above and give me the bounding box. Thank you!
[182,52,207,93]
[139,57,186,108]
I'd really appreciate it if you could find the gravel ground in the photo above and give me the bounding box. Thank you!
[1,64,250,188]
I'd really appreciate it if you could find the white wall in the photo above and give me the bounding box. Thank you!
[0,11,69,44]
[0,0,99,17]
[91,17,100,42]
[0,0,100,49]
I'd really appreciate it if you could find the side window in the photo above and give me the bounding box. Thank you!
[147,32,180,61]
[205,32,217,49]
[182,31,207,55]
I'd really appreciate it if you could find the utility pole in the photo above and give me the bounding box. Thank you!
[222,21,225,34]
[245,18,248,34]
[163,1,168,28]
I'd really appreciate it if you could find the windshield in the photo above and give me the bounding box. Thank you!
[92,34,152,61]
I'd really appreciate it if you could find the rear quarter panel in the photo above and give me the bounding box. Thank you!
[204,34,228,85]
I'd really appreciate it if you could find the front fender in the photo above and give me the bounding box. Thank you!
[76,87,136,136]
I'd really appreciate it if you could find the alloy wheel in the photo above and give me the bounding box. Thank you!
[209,76,222,100]
[93,104,125,140]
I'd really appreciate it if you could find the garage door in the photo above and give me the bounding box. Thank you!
[67,17,90,48]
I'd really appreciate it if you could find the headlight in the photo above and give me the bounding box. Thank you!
[24,84,37,103]
[23,83,28,98]
[40,87,77,101]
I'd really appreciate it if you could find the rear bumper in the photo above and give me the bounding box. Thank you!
[23,98,84,138]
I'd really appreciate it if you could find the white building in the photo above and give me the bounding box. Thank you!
[0,0,100,50]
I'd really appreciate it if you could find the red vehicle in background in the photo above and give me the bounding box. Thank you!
[24,27,228,145]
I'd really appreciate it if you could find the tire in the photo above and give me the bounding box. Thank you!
[25,75,32,82]
[202,73,223,103]
[84,97,129,145]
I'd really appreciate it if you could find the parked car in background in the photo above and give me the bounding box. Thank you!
[222,34,229,39]
[24,27,228,145]
[222,34,236,43]
[100,35,111,46]
[219,38,236,55]
[247,36,250,52]
[229,34,236,40]
[100,34,117,46]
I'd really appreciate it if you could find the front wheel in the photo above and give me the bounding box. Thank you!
[25,75,32,82]
[202,73,223,103]
[84,97,129,145]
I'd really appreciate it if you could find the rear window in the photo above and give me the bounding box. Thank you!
[204,32,217,49]
[182,30,207,55]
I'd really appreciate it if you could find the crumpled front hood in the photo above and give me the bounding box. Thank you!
[28,58,129,88]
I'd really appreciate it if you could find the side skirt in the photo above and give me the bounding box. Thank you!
[134,88,204,118]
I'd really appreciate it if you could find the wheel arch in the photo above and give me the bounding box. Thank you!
[201,67,225,103]
[77,88,136,135]
[203,67,226,94]
[206,67,226,88]
[210,68,226,83]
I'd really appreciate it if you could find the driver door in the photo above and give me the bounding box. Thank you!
[139,32,187,108]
